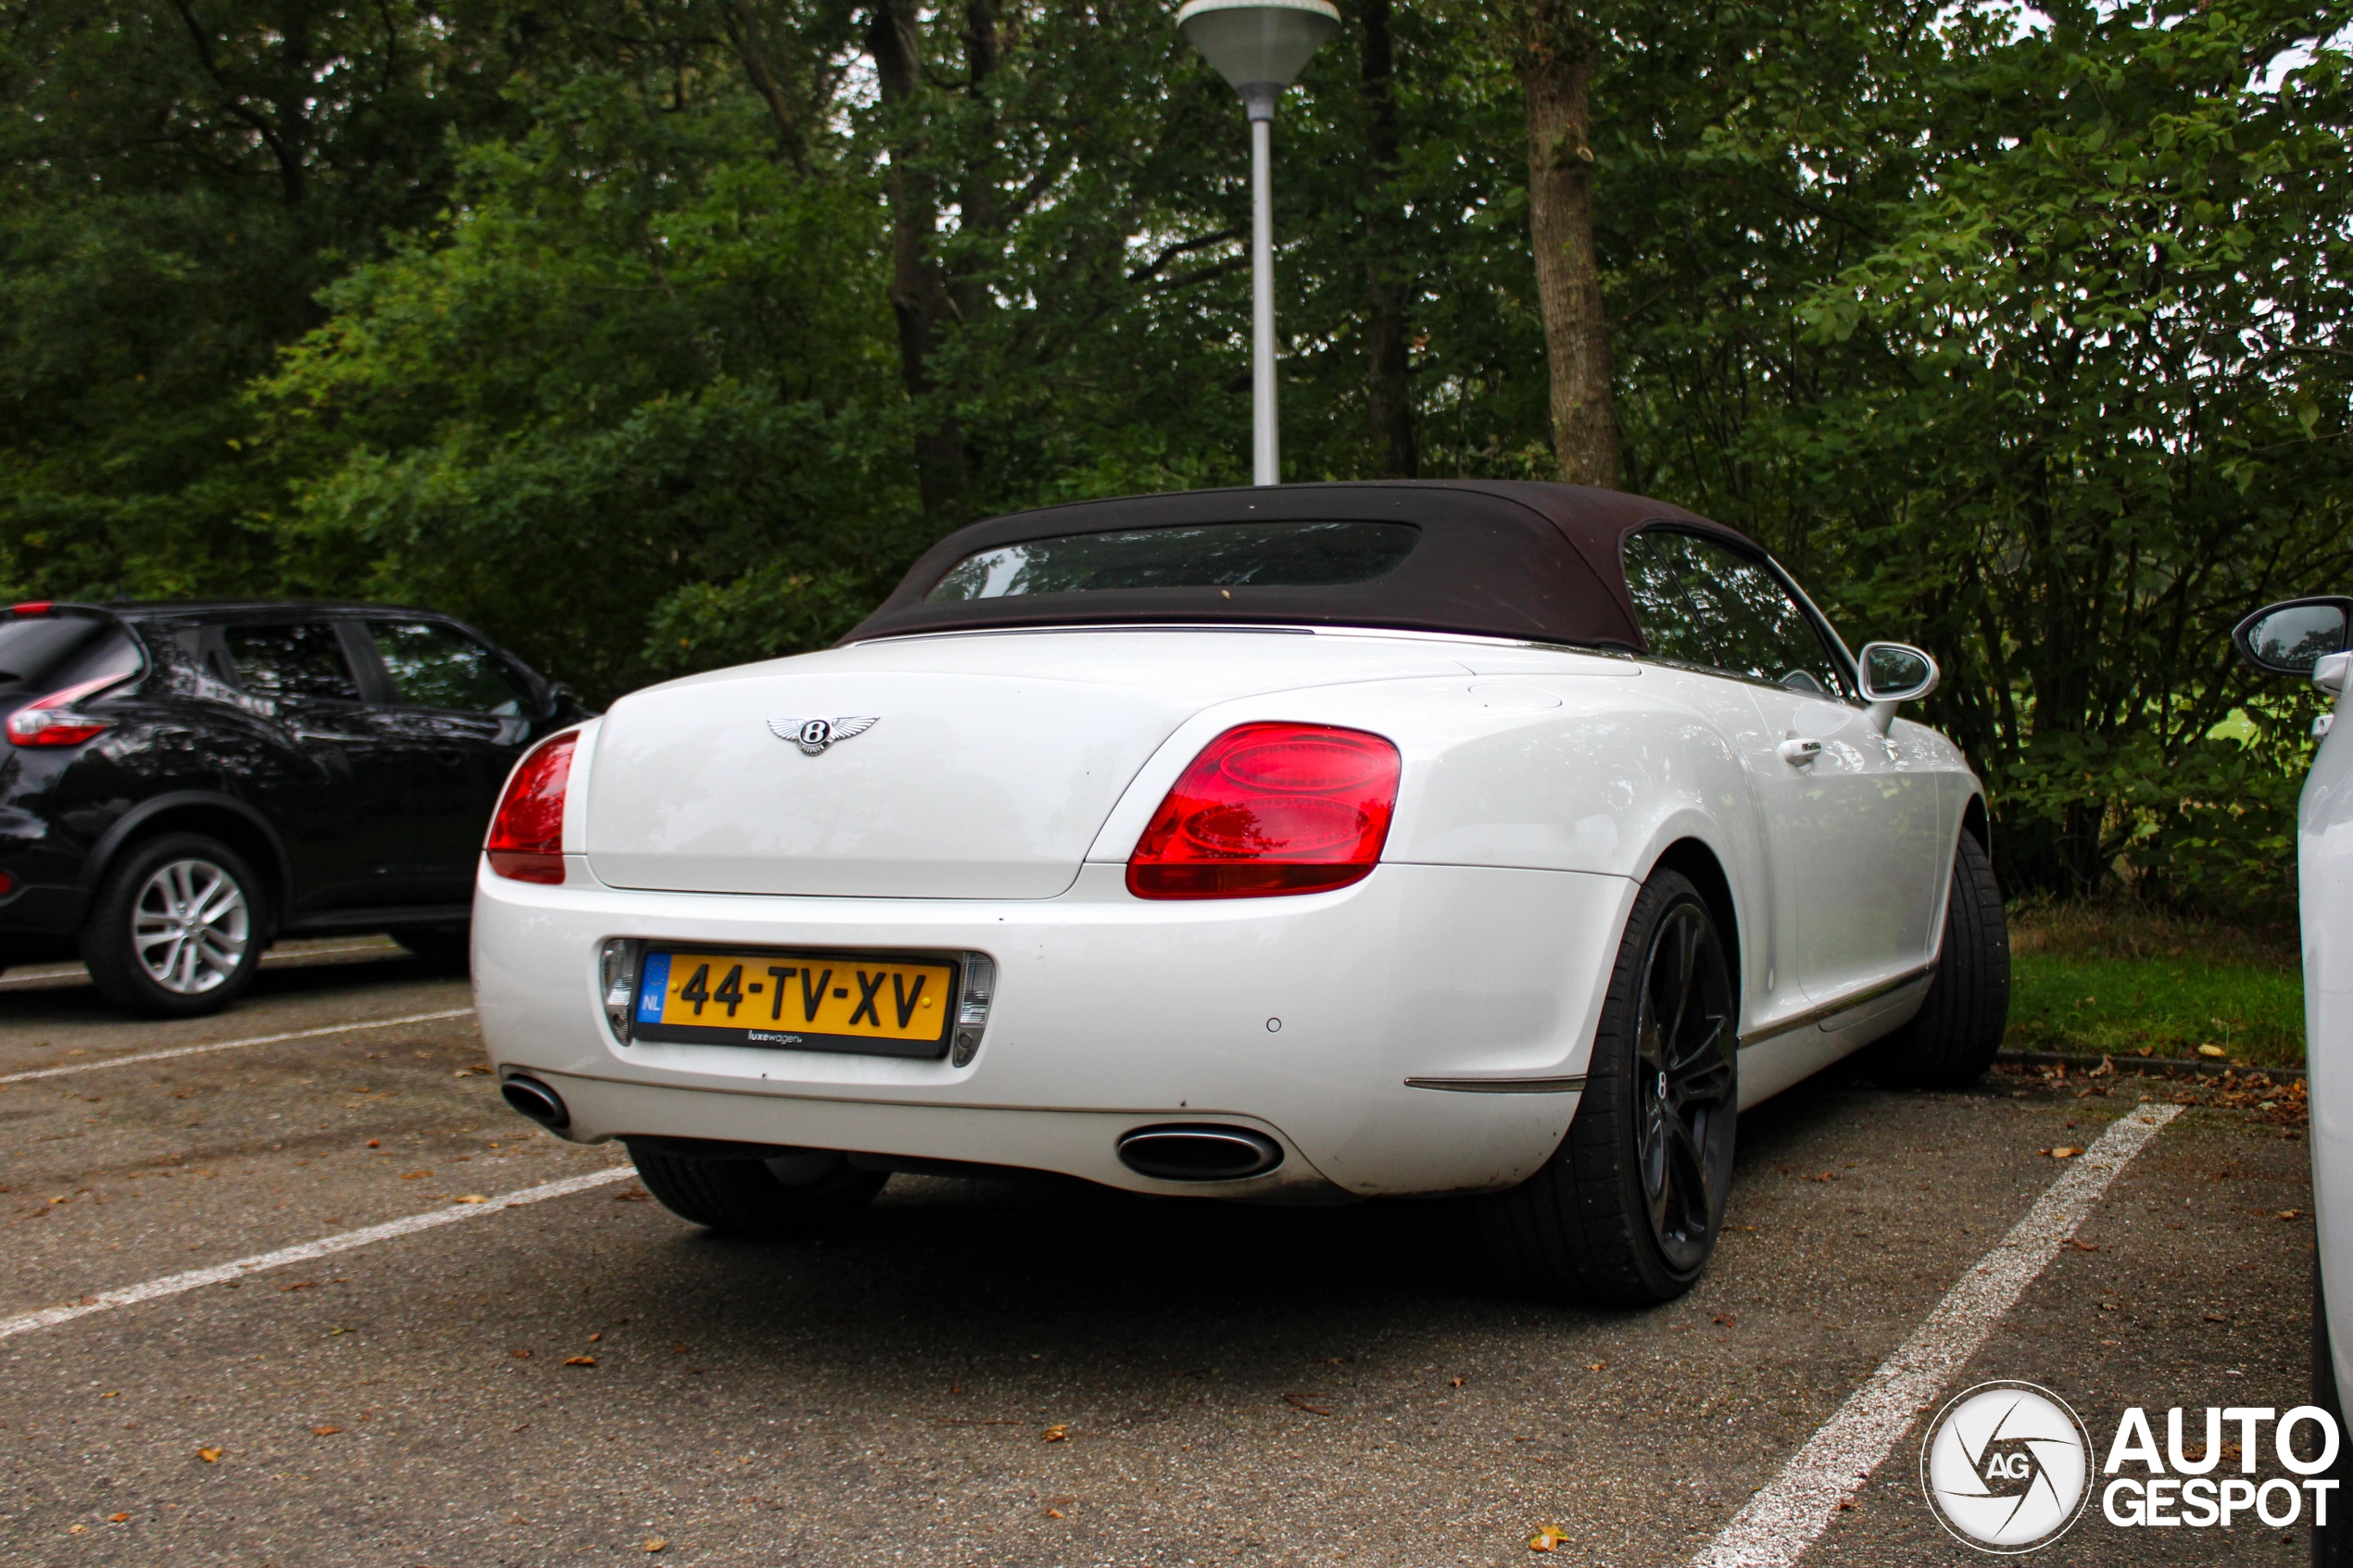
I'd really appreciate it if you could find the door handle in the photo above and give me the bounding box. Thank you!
[1778,737,1824,766]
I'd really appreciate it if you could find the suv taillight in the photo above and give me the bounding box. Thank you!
[486,732,577,884]
[1126,722,1402,899]
[6,674,125,747]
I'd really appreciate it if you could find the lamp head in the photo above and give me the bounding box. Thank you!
[1176,0,1340,114]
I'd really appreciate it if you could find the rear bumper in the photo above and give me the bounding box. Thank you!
[472,859,1636,1199]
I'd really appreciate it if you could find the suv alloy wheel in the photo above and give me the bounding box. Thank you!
[81,832,268,1018]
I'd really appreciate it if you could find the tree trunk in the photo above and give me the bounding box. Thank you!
[720,0,809,169]
[950,0,1000,328]
[865,0,969,521]
[1510,3,1617,489]
[1357,0,1416,478]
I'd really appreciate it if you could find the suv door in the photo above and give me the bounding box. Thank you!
[359,618,540,877]
[216,619,389,915]
[1623,530,1944,1008]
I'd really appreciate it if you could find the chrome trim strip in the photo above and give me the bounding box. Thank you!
[1737,963,1938,1050]
[1403,1074,1588,1094]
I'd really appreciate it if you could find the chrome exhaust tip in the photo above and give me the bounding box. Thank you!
[1115,1124,1283,1182]
[499,1075,569,1131]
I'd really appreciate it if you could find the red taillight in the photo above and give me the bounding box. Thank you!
[486,732,577,884]
[1126,722,1402,899]
[10,602,52,615]
[6,674,124,747]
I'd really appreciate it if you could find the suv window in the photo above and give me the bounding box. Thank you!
[223,622,362,703]
[366,621,531,716]
[0,615,141,696]
[1621,531,1849,697]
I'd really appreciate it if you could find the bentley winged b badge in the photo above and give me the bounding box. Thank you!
[769,715,879,756]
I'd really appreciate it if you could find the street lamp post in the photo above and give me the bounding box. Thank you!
[1175,0,1340,487]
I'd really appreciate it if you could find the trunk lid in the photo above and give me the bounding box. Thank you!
[583,630,1471,898]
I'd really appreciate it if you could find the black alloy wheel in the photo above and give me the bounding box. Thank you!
[1480,869,1738,1304]
[1632,899,1738,1274]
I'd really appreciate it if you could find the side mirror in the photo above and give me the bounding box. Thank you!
[1856,642,1939,736]
[543,681,585,722]
[2233,597,2353,685]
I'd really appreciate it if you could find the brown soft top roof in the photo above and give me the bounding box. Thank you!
[839,481,1760,652]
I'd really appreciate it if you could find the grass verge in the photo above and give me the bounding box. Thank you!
[2003,900,2304,1068]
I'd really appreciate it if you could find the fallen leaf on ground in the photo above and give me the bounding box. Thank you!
[564,1355,597,1367]
[1529,1523,1570,1551]
[400,1171,429,1179]
[2282,1210,2304,1221]
[1585,1361,1605,1372]
[281,1280,317,1291]
[642,1537,666,1553]
[1041,1424,1068,1442]
[2204,1311,2229,1323]
[108,1512,128,1523]
[365,1138,380,1148]
[2137,1047,2155,1057]
[2046,1148,2082,1160]
[1046,1507,1065,1519]
[311,1425,341,1436]
[511,1348,532,1359]
[1713,1313,1737,1326]
[196,1448,222,1462]
[2064,1239,2102,1251]
[453,1195,485,1204]
[1449,1377,1466,1387]
[588,1332,602,1342]
[68,1524,85,1535]
[1283,1393,1332,1415]
[2198,1045,2227,1059]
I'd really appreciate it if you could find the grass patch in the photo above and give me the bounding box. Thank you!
[2005,900,2304,1067]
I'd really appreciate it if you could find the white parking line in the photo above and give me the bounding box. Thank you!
[0,1008,477,1085]
[0,940,403,987]
[1691,1100,2183,1568]
[0,1166,633,1343]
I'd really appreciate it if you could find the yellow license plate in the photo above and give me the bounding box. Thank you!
[630,949,957,1057]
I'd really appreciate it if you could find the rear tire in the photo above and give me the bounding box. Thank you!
[1864,833,2008,1089]
[625,1143,886,1239]
[388,924,470,960]
[1478,871,1738,1305]
[81,833,266,1019]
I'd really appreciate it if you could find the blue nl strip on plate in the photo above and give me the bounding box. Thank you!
[635,951,671,1023]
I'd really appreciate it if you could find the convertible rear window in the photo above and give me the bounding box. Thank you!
[925,521,1421,601]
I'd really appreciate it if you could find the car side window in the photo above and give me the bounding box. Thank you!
[1620,532,1720,669]
[366,620,531,717]
[223,622,362,703]
[1624,531,1849,697]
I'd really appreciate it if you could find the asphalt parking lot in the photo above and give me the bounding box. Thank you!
[0,947,2322,1566]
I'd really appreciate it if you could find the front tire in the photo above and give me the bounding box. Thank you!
[1479,871,1738,1305]
[388,924,470,960]
[625,1143,886,1239]
[1865,833,2008,1089]
[81,834,266,1019]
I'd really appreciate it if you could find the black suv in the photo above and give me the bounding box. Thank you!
[0,600,583,1016]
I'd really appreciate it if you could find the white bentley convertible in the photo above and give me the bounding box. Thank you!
[473,482,2007,1303]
